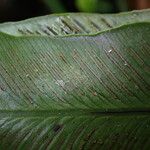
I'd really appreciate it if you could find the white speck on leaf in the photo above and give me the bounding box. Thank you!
[55,80,65,87]
[124,61,128,66]
[26,74,29,77]
[108,49,112,53]
[35,69,38,72]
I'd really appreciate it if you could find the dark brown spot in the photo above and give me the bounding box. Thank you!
[59,53,67,63]
[80,92,85,96]
[53,124,63,132]
[93,92,97,96]
[0,85,6,91]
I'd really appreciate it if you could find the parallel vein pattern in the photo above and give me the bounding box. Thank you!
[0,23,149,110]
[0,23,150,149]
[0,9,150,36]
[0,114,149,150]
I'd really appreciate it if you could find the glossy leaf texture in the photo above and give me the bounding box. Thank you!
[0,22,150,149]
[0,9,149,36]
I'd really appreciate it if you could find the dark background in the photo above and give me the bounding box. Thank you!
[0,0,150,23]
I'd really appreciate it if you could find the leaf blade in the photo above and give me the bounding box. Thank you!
[0,22,150,149]
[0,22,150,111]
[0,9,150,36]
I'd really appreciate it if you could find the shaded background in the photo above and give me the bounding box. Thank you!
[0,0,150,23]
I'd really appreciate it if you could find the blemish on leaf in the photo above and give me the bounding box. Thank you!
[93,92,97,96]
[124,61,128,66]
[0,85,6,91]
[53,124,63,132]
[26,74,29,77]
[59,53,67,63]
[108,49,112,53]
[55,80,65,87]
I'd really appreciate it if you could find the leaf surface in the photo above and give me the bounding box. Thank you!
[0,9,150,36]
[0,22,150,149]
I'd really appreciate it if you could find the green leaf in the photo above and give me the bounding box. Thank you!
[0,21,150,149]
[44,0,66,13]
[76,0,99,12]
[0,9,149,36]
[76,0,113,13]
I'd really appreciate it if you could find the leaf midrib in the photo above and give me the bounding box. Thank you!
[0,109,150,118]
